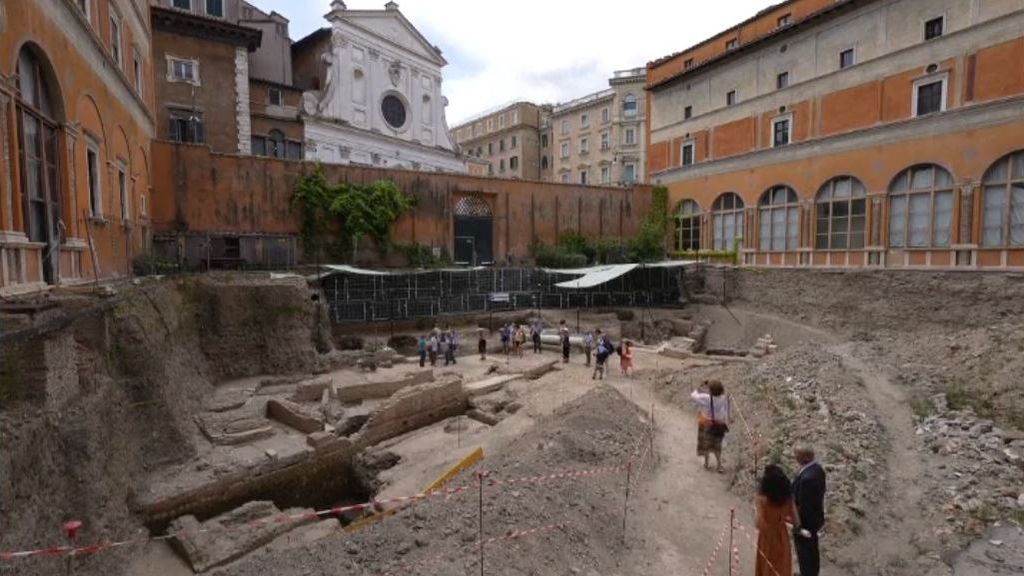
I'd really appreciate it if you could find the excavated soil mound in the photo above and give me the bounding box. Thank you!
[217,385,649,576]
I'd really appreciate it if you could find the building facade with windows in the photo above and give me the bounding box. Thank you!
[451,102,549,180]
[647,0,1024,269]
[293,1,463,172]
[151,0,303,159]
[0,0,155,294]
[550,68,646,187]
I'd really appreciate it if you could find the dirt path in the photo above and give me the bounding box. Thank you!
[605,360,759,575]
[830,343,932,574]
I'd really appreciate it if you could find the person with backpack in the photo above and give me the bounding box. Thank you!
[427,333,439,367]
[592,331,610,379]
[690,380,732,472]
[417,335,428,367]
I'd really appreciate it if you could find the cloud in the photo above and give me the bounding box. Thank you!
[255,0,779,123]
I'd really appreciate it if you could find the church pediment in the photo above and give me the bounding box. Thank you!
[333,9,445,66]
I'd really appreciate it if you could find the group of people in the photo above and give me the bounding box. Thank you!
[416,319,635,380]
[690,380,827,576]
[416,327,460,367]
[498,322,544,357]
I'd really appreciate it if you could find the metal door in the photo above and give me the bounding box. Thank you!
[453,197,493,265]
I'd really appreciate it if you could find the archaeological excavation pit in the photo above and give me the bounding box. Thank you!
[3,267,1024,576]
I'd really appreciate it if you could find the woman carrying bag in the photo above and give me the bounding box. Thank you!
[690,380,731,472]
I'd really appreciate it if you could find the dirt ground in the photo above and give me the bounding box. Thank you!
[4,269,1024,576]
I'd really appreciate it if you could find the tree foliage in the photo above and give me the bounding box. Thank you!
[292,167,415,262]
[627,185,669,262]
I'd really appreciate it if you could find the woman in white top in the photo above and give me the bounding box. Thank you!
[690,380,732,472]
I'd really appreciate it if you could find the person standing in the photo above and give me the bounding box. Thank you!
[690,381,731,472]
[592,332,610,380]
[440,333,452,366]
[417,335,427,368]
[583,331,594,367]
[619,340,634,377]
[792,446,827,576]
[477,329,487,360]
[500,323,511,355]
[427,333,439,367]
[560,326,571,363]
[531,322,542,354]
[447,329,459,365]
[755,465,795,576]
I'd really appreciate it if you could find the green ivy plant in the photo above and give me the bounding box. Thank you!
[292,167,415,263]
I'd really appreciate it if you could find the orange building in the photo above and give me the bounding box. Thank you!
[646,0,1024,269]
[0,0,154,294]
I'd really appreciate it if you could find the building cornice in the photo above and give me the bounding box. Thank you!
[151,6,262,52]
[647,0,876,92]
[652,96,1024,184]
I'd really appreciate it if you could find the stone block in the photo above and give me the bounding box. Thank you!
[170,501,317,573]
[335,369,434,402]
[290,378,335,403]
[306,431,342,451]
[467,409,502,426]
[355,375,468,447]
[266,399,323,434]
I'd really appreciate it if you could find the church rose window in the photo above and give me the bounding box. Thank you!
[381,95,406,129]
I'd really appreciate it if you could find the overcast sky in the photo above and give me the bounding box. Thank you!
[254,0,779,124]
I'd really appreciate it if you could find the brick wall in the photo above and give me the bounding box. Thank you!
[150,141,653,264]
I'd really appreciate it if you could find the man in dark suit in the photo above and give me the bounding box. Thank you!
[792,446,827,576]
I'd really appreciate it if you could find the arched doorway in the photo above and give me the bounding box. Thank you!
[453,196,493,265]
[16,44,65,284]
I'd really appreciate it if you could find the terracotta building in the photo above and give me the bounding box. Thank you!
[150,0,303,159]
[647,0,1024,269]
[451,102,549,180]
[0,0,154,295]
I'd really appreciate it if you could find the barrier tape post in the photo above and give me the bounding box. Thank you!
[649,404,655,463]
[477,471,485,576]
[728,508,736,576]
[63,520,81,576]
[621,461,632,545]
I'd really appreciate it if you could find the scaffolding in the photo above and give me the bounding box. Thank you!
[321,265,686,324]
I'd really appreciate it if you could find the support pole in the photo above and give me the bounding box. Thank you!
[650,404,655,461]
[621,461,632,544]
[728,508,736,576]
[478,472,485,576]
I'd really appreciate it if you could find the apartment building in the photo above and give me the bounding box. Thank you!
[647,0,1024,269]
[150,0,303,158]
[550,68,646,186]
[452,102,548,180]
[1,0,155,294]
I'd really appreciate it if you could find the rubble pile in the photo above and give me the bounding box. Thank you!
[917,393,1024,529]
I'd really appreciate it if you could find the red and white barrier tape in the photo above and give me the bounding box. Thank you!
[700,523,730,576]
[0,459,626,562]
[733,518,784,576]
[0,481,476,562]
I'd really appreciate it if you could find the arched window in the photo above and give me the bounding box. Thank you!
[623,94,637,118]
[674,199,701,252]
[981,151,1024,247]
[711,192,744,251]
[15,45,63,269]
[454,196,492,217]
[268,129,285,158]
[888,164,954,248]
[815,176,866,250]
[758,186,799,251]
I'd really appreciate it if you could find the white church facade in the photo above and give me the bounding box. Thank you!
[296,1,465,172]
